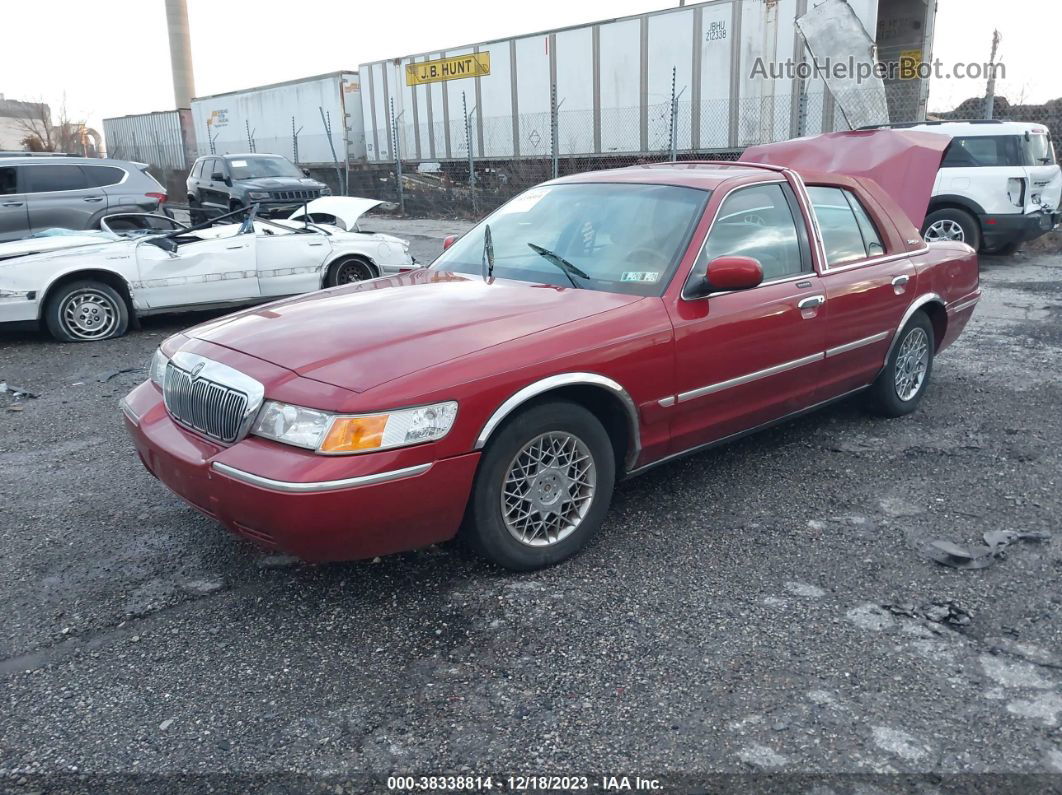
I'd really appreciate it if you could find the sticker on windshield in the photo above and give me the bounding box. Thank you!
[230,159,248,167]
[621,271,660,283]
[496,187,550,215]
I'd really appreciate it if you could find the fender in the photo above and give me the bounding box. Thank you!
[38,265,138,317]
[927,194,987,219]
[882,293,944,365]
[475,373,642,472]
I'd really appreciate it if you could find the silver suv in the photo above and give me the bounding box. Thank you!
[0,155,168,242]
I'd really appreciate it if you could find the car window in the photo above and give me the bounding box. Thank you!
[1022,133,1057,166]
[844,191,885,257]
[807,186,882,267]
[23,164,90,193]
[191,160,203,178]
[227,156,303,180]
[81,165,125,187]
[942,136,1021,168]
[0,167,15,195]
[691,182,808,283]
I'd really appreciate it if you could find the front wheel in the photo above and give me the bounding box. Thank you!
[325,257,376,286]
[44,280,129,342]
[461,401,616,571]
[865,312,934,417]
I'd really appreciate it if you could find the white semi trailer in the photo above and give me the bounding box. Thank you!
[358,0,936,164]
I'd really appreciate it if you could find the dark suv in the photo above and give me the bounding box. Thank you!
[186,153,330,220]
[0,155,167,242]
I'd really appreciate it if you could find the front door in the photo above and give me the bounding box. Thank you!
[0,166,29,241]
[807,185,916,397]
[665,181,827,455]
[134,231,258,309]
[255,227,331,297]
[23,164,106,233]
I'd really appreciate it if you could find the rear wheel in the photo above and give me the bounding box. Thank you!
[865,312,934,417]
[188,195,206,225]
[461,401,615,571]
[922,208,981,251]
[44,280,129,342]
[326,257,376,286]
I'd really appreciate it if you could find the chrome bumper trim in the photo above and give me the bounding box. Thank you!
[948,296,980,314]
[119,398,140,426]
[210,461,432,494]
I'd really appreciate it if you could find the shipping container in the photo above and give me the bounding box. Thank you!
[358,0,936,163]
[102,109,193,170]
[190,71,366,165]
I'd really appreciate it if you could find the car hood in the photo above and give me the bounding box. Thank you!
[288,197,383,231]
[740,129,951,228]
[239,176,325,191]
[186,269,644,393]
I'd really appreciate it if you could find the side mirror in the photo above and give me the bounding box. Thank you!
[705,256,763,292]
[211,171,225,182]
[302,167,310,177]
[442,234,459,250]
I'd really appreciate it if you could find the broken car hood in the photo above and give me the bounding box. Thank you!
[288,197,383,231]
[186,269,642,393]
[740,129,951,229]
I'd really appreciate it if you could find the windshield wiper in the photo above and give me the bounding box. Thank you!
[482,223,495,279]
[527,242,589,288]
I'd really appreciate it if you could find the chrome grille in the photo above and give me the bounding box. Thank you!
[164,362,249,443]
[271,189,319,202]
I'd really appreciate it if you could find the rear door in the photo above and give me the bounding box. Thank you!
[23,163,106,232]
[0,165,30,241]
[665,181,827,454]
[811,184,915,396]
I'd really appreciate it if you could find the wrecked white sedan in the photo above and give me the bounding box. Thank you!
[0,197,415,341]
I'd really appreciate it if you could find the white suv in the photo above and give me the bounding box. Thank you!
[900,120,1060,254]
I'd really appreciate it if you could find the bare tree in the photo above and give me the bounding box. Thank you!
[13,95,89,154]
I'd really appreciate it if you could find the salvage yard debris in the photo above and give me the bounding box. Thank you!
[924,531,1052,570]
[0,381,37,399]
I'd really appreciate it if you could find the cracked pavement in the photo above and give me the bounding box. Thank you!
[1,227,1061,789]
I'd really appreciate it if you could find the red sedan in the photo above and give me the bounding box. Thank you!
[122,131,980,571]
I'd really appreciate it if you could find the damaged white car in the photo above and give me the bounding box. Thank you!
[0,197,415,342]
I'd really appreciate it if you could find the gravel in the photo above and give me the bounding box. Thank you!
[1,230,1060,789]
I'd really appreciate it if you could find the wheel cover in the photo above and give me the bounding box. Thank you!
[60,289,120,340]
[924,219,965,243]
[894,327,929,401]
[501,431,597,547]
[336,260,371,284]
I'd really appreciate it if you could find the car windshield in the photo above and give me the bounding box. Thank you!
[431,183,708,296]
[227,156,303,180]
[1023,133,1057,166]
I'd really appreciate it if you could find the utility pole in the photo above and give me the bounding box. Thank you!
[985,29,1001,119]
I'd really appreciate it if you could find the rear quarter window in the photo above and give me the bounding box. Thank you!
[942,136,1022,168]
[81,165,125,187]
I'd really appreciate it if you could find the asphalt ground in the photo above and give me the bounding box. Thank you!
[1,223,1061,793]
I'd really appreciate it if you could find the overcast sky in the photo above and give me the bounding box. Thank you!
[1,0,1058,132]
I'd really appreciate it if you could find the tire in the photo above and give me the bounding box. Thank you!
[461,400,616,571]
[44,280,130,343]
[326,257,376,287]
[922,208,981,251]
[865,312,935,418]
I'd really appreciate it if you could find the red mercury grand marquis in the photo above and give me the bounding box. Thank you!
[122,130,980,571]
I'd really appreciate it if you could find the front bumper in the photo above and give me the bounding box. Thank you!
[979,210,1059,248]
[121,382,480,562]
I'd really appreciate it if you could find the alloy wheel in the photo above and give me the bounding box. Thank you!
[501,431,597,547]
[60,289,120,340]
[924,219,965,243]
[894,327,930,401]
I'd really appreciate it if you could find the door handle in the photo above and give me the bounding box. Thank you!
[892,275,910,287]
[798,295,826,310]
[83,197,104,203]
[1,201,23,207]
[225,245,245,250]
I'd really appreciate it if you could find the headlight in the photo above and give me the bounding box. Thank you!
[247,191,271,200]
[149,348,169,389]
[250,400,458,454]
[320,186,332,196]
